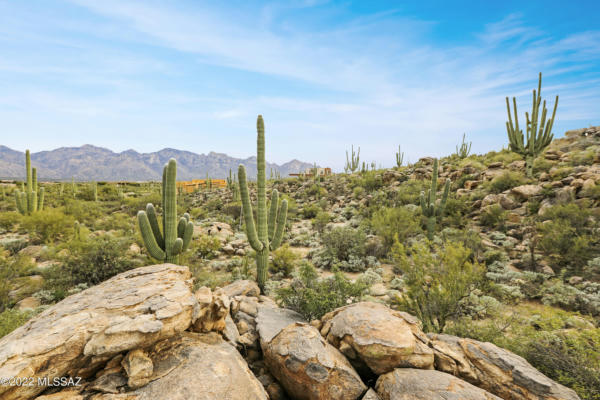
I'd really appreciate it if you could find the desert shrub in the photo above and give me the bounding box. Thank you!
[393,180,428,206]
[301,204,320,219]
[440,228,484,260]
[223,202,242,219]
[205,197,223,212]
[442,197,470,228]
[352,186,365,199]
[370,206,421,252]
[60,235,132,287]
[195,234,221,259]
[523,332,600,400]
[360,171,384,192]
[540,280,600,316]
[312,211,331,234]
[550,166,573,180]
[95,212,133,233]
[276,262,369,320]
[318,227,366,269]
[533,157,553,175]
[0,212,22,231]
[486,149,522,165]
[582,184,600,201]
[63,199,103,225]
[391,239,485,333]
[537,203,595,276]
[479,205,507,231]
[21,208,75,243]
[122,192,162,216]
[0,253,37,312]
[489,171,526,194]
[270,243,299,278]
[0,309,37,338]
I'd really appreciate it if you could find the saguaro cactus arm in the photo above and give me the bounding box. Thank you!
[146,203,165,249]
[270,199,288,250]
[268,189,279,241]
[238,164,263,251]
[138,211,167,260]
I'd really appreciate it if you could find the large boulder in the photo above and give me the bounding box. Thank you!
[510,184,542,201]
[375,368,502,400]
[0,264,199,400]
[319,302,434,375]
[263,322,366,400]
[130,332,268,399]
[428,333,580,400]
[221,279,261,298]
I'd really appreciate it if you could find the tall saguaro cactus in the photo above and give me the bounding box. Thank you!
[396,145,404,168]
[14,150,44,215]
[238,115,288,293]
[420,158,450,240]
[506,72,558,177]
[345,145,360,173]
[137,159,194,264]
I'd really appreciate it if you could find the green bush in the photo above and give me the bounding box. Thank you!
[195,234,221,259]
[223,202,242,219]
[0,212,22,231]
[276,262,369,320]
[270,243,299,277]
[301,204,320,219]
[0,309,37,338]
[489,171,526,194]
[21,208,75,243]
[322,226,366,262]
[479,205,507,231]
[537,203,595,276]
[391,239,485,333]
[311,211,331,234]
[60,235,132,287]
[63,199,103,225]
[371,206,421,252]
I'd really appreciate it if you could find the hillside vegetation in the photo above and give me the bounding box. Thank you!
[1,125,599,398]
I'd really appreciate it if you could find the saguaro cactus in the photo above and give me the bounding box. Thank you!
[396,145,404,168]
[455,133,472,159]
[14,150,44,215]
[137,159,194,264]
[506,72,558,177]
[93,182,98,202]
[345,145,360,173]
[420,158,450,240]
[238,115,288,293]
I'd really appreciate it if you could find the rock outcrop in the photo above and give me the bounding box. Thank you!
[375,368,502,400]
[263,322,367,400]
[0,264,198,400]
[319,302,434,375]
[428,333,580,400]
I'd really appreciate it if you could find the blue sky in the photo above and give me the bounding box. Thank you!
[1,0,599,171]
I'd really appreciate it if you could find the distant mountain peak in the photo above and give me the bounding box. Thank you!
[0,145,313,181]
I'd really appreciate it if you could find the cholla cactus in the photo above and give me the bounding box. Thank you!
[137,159,194,264]
[506,72,558,177]
[238,115,288,293]
[420,158,450,240]
[14,150,44,215]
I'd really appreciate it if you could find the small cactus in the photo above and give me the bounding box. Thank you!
[137,159,194,264]
[419,158,450,240]
[238,115,288,293]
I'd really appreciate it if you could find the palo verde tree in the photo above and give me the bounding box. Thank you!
[137,159,194,264]
[238,115,288,293]
[506,72,558,177]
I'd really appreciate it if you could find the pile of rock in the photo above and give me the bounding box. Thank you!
[0,265,580,400]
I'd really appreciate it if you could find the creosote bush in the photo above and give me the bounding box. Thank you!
[270,243,299,278]
[370,206,421,252]
[489,171,526,193]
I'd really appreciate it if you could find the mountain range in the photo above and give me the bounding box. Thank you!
[0,145,314,181]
